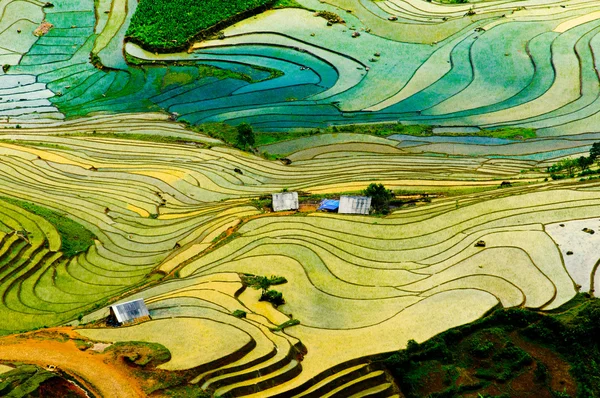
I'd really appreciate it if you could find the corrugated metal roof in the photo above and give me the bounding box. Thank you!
[272,192,299,212]
[111,299,150,324]
[339,196,371,214]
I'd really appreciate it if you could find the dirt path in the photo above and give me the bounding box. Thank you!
[0,328,145,398]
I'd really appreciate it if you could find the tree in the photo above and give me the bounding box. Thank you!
[590,142,600,161]
[577,156,593,171]
[235,122,255,149]
[550,158,577,176]
[363,183,394,213]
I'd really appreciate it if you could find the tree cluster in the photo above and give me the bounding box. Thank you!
[363,183,394,213]
[549,142,600,179]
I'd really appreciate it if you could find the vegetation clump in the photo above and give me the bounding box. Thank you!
[242,274,288,306]
[235,122,256,149]
[126,0,275,51]
[363,183,394,214]
[260,289,285,306]
[548,142,600,180]
[241,274,288,290]
[0,365,56,397]
[382,295,600,397]
[271,319,300,331]
[0,196,96,257]
[105,341,172,368]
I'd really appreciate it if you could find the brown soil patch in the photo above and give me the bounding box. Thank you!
[38,376,88,398]
[512,333,577,396]
[299,203,318,212]
[416,362,446,394]
[0,327,145,398]
[454,366,478,387]
[34,21,53,37]
[509,368,552,398]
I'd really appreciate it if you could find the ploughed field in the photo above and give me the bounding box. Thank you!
[4,0,600,136]
[0,117,598,396]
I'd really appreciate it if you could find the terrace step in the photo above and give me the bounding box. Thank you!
[320,370,388,398]
[33,258,91,305]
[292,363,372,397]
[347,382,394,397]
[0,237,28,267]
[214,358,301,397]
[0,244,44,284]
[0,234,22,262]
[3,248,53,313]
[193,326,280,386]
[203,334,295,389]
[17,252,67,312]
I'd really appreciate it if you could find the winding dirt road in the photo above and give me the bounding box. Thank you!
[0,328,145,398]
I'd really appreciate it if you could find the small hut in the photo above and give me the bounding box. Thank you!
[272,192,299,212]
[108,298,150,327]
[339,196,371,215]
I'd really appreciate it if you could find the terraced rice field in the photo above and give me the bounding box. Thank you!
[3,0,600,396]
[2,0,600,137]
[0,114,596,395]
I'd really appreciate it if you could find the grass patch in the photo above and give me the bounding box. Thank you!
[327,123,536,140]
[125,52,284,84]
[197,64,282,83]
[190,122,318,151]
[241,274,288,289]
[0,365,56,397]
[0,140,71,151]
[59,132,208,145]
[126,0,275,51]
[190,121,536,159]
[481,127,536,140]
[273,0,307,8]
[329,123,434,137]
[271,319,300,332]
[0,196,96,257]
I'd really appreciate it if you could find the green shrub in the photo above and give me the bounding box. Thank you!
[363,183,393,213]
[260,289,285,306]
[241,274,288,290]
[272,319,300,332]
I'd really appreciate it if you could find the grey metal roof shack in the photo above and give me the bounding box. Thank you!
[339,196,372,215]
[272,192,299,212]
[109,298,150,326]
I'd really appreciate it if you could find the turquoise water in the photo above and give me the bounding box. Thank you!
[10,0,600,136]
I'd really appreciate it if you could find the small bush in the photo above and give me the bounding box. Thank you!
[363,183,394,213]
[260,289,285,306]
[272,319,300,332]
